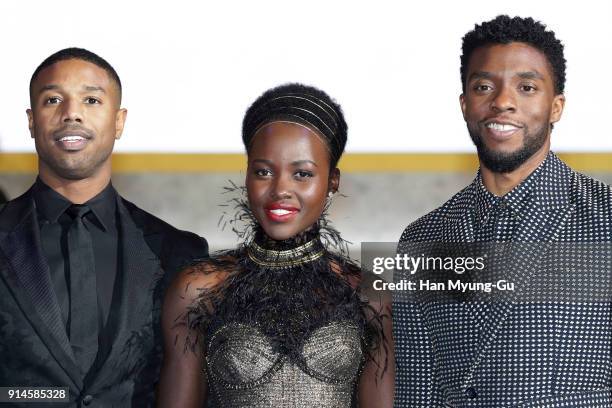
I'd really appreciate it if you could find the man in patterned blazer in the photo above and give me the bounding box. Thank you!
[393,15,612,407]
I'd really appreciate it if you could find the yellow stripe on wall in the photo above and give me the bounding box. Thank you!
[0,153,610,173]
[0,154,38,172]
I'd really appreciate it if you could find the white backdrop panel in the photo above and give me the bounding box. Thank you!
[0,0,610,153]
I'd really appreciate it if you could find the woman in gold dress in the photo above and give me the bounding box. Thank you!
[158,83,394,407]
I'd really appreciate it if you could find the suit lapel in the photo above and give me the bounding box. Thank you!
[0,191,82,389]
[90,197,163,387]
[442,181,477,243]
[416,182,478,360]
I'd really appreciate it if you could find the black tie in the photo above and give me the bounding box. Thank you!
[67,204,98,375]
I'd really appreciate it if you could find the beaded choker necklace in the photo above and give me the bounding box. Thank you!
[246,230,326,269]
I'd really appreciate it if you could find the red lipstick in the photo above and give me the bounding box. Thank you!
[264,202,299,222]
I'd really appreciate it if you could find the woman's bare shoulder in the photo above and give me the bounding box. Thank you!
[359,270,392,310]
[329,255,362,289]
[165,256,237,309]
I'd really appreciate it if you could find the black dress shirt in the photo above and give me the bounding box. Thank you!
[473,159,542,243]
[32,178,120,342]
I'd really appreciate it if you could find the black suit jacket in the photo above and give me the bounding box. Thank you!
[0,186,208,407]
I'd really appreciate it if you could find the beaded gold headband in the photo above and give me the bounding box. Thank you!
[243,93,345,165]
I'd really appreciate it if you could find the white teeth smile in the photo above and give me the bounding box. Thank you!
[59,135,86,142]
[486,123,519,131]
[270,209,293,215]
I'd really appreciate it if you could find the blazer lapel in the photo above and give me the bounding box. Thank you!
[0,192,82,389]
[442,182,477,243]
[90,197,164,387]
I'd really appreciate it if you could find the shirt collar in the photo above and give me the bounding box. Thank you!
[474,151,552,223]
[33,178,117,231]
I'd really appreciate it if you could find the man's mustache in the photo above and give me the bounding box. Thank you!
[52,125,95,140]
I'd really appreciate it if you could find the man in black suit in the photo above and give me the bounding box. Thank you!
[0,48,208,407]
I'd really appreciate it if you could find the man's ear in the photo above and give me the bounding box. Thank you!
[550,94,565,125]
[114,108,128,140]
[26,108,34,138]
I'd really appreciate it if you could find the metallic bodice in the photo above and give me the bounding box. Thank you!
[205,321,363,407]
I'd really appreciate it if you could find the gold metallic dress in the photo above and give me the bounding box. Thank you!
[193,226,370,408]
[205,320,363,407]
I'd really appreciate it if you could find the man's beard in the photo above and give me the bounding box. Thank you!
[468,123,549,173]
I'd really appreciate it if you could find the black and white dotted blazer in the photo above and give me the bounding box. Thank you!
[393,153,612,408]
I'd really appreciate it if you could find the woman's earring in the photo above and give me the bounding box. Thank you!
[327,191,334,198]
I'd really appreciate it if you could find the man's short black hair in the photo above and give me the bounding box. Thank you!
[460,15,566,94]
[29,47,122,102]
